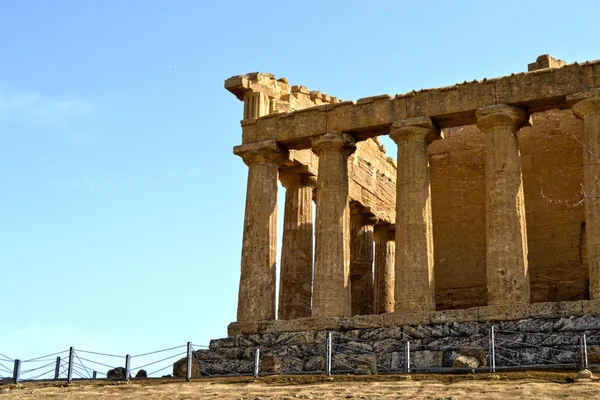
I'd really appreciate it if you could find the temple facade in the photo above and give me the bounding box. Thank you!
[225,55,600,336]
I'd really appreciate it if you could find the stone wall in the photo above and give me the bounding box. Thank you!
[176,311,600,376]
[429,109,587,309]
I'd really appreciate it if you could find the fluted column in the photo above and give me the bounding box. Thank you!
[312,132,356,317]
[233,140,288,321]
[390,117,441,312]
[374,223,395,314]
[568,89,600,299]
[350,206,377,316]
[476,104,531,306]
[278,172,316,320]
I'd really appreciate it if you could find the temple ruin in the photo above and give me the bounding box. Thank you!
[169,55,600,376]
[224,54,600,335]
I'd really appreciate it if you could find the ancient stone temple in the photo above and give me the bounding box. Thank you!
[226,54,600,332]
[176,55,600,375]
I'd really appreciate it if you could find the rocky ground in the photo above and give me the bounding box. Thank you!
[1,372,600,399]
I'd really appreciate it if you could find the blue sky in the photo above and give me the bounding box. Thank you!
[1,0,599,376]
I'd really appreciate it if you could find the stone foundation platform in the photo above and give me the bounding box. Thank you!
[174,301,600,377]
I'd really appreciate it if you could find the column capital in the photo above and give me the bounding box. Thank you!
[389,116,442,145]
[233,140,288,166]
[567,89,600,119]
[350,202,378,226]
[476,104,531,133]
[374,222,395,241]
[279,171,317,189]
[312,132,356,157]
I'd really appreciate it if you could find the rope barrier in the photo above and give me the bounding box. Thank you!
[70,366,87,380]
[76,356,123,370]
[495,352,523,367]
[73,351,92,379]
[23,350,68,362]
[332,357,357,372]
[129,351,186,372]
[21,358,60,363]
[494,336,579,355]
[72,363,93,377]
[71,362,92,380]
[147,363,176,377]
[19,361,56,376]
[496,329,578,338]
[334,342,376,355]
[0,363,12,374]
[29,368,56,381]
[131,345,187,359]
[337,350,390,372]
[495,345,567,366]
[76,349,124,358]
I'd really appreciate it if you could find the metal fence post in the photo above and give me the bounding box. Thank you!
[54,357,61,380]
[405,341,411,374]
[92,371,97,380]
[326,332,332,376]
[253,348,260,379]
[583,334,589,370]
[186,342,193,382]
[490,326,496,373]
[125,354,131,381]
[67,347,74,384]
[12,359,21,384]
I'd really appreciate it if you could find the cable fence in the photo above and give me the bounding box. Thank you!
[2,327,598,384]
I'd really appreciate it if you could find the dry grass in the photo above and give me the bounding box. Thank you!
[1,372,600,399]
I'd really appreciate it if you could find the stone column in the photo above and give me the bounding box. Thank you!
[568,89,600,299]
[278,171,316,320]
[350,206,377,316]
[476,104,531,306]
[374,223,395,314]
[312,132,356,317]
[390,117,441,312]
[233,140,287,321]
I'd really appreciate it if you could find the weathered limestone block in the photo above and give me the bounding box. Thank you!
[356,354,378,375]
[350,205,377,316]
[382,311,430,327]
[312,133,355,317]
[458,345,487,367]
[374,223,395,314]
[583,299,600,315]
[135,369,147,378]
[278,172,316,320]
[430,308,479,324]
[478,304,529,322]
[568,89,600,299]
[261,355,283,373]
[172,357,202,378]
[476,105,531,306]
[390,117,441,312]
[107,367,127,379]
[527,54,566,71]
[453,355,479,368]
[411,350,443,368]
[352,314,384,329]
[527,301,584,319]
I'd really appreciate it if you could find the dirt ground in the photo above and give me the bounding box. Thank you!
[2,372,600,399]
